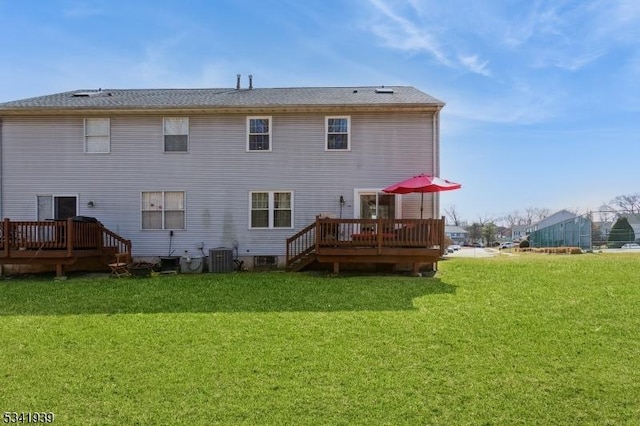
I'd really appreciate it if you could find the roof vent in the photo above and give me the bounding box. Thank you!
[375,87,394,94]
[72,90,104,97]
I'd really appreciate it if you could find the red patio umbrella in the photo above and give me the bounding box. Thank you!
[383,173,461,219]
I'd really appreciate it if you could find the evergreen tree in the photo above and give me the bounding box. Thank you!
[608,217,635,248]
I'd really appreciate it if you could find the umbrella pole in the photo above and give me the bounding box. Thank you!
[420,192,424,219]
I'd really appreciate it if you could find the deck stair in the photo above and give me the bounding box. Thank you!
[285,222,318,271]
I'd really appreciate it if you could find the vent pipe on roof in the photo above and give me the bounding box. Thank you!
[236,74,241,90]
[249,75,253,90]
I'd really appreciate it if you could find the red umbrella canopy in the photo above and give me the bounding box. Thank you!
[383,174,461,194]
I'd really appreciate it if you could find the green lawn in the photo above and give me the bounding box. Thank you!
[1,254,639,425]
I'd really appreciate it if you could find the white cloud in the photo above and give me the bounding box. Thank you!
[550,50,607,71]
[458,54,491,77]
[63,4,106,18]
[364,0,497,77]
[442,85,563,125]
[366,0,452,67]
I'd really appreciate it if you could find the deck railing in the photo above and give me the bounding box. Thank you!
[286,216,445,268]
[316,217,445,251]
[285,221,317,267]
[1,218,131,257]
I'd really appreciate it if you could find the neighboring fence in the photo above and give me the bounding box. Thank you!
[528,214,592,250]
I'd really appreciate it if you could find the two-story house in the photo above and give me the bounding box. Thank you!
[526,210,576,234]
[0,84,445,269]
[445,225,467,245]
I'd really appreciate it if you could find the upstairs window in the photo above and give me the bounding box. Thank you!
[247,116,271,151]
[250,191,292,229]
[141,191,185,230]
[326,116,350,151]
[164,117,189,152]
[84,118,110,153]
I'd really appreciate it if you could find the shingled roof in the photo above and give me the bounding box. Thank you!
[0,86,444,114]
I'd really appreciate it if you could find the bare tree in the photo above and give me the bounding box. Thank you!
[476,214,494,227]
[524,207,550,224]
[444,205,463,226]
[504,210,526,228]
[597,204,615,223]
[523,207,537,225]
[610,193,640,214]
[535,208,550,222]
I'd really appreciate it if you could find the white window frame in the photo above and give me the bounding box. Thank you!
[141,191,186,230]
[246,116,272,152]
[249,191,294,229]
[163,117,189,153]
[36,194,79,220]
[84,118,110,154]
[325,116,351,151]
[353,189,402,219]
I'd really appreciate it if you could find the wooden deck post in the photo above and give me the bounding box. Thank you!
[285,235,290,267]
[377,217,384,254]
[66,217,74,257]
[3,218,10,258]
[97,222,104,256]
[315,215,321,255]
[55,263,64,278]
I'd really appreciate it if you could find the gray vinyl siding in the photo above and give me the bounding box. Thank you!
[1,111,437,257]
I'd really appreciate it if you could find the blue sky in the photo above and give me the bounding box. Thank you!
[1,0,639,223]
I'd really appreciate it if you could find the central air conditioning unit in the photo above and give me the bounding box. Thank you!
[209,248,234,273]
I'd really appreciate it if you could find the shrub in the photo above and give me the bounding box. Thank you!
[519,240,530,248]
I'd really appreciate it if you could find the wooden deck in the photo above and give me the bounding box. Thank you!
[286,217,446,273]
[0,218,131,277]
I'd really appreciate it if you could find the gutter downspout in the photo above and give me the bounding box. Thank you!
[0,118,3,277]
[432,107,441,218]
[0,118,3,219]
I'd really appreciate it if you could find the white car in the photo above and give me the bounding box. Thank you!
[621,243,640,249]
[499,242,515,249]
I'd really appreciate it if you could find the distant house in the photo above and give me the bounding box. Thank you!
[0,83,446,269]
[526,210,576,233]
[445,225,467,245]
[511,225,528,241]
[527,209,591,249]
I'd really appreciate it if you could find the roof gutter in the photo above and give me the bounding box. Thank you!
[0,104,444,117]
